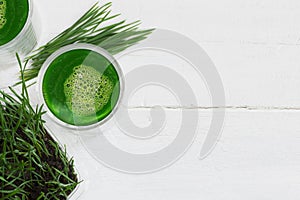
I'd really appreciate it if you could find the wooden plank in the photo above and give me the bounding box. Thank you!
[48,110,300,200]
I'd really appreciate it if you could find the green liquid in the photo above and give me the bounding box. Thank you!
[0,0,29,45]
[42,49,121,127]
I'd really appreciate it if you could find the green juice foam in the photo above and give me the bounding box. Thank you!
[64,65,114,116]
[0,0,7,29]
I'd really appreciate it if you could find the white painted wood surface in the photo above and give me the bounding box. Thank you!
[1,0,300,199]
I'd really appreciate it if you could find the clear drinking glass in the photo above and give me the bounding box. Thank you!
[37,43,124,130]
[0,0,38,65]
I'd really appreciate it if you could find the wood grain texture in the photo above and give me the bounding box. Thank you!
[49,110,300,200]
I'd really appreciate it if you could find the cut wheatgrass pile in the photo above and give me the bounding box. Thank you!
[0,56,79,199]
[23,2,154,82]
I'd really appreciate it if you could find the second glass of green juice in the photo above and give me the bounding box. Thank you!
[0,0,38,65]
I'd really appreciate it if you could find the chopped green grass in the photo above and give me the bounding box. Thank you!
[0,55,79,200]
[23,2,154,83]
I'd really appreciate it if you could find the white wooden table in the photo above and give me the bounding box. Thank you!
[1,0,300,199]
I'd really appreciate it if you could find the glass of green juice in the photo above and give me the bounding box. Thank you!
[0,0,38,65]
[37,43,124,129]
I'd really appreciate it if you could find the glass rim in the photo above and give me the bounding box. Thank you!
[37,43,125,131]
[0,0,33,48]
